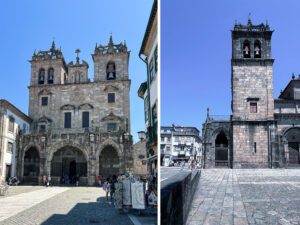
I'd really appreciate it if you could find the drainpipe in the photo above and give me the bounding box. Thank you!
[139,53,152,173]
[139,54,152,128]
[0,112,4,181]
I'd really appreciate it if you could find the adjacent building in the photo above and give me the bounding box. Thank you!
[203,19,300,168]
[16,37,134,185]
[132,138,147,177]
[0,100,32,183]
[161,125,202,166]
[138,0,158,176]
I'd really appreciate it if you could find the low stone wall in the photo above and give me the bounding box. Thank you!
[161,169,201,225]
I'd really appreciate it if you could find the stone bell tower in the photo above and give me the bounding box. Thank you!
[231,18,276,168]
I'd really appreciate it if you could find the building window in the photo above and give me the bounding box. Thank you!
[166,146,171,152]
[254,142,257,153]
[154,46,158,73]
[106,62,116,80]
[41,97,48,106]
[167,137,171,142]
[149,58,154,82]
[250,102,257,113]
[8,117,14,132]
[38,68,45,84]
[7,142,13,153]
[254,40,261,58]
[108,93,115,103]
[23,124,27,133]
[144,95,149,122]
[243,40,251,58]
[82,111,89,128]
[107,123,117,131]
[161,137,164,142]
[152,104,157,126]
[40,125,46,132]
[48,68,54,84]
[175,136,179,142]
[64,112,71,128]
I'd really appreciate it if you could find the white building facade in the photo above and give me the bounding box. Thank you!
[0,100,31,183]
[138,0,158,176]
[161,125,202,166]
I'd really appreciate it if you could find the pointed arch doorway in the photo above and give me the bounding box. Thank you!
[215,131,229,167]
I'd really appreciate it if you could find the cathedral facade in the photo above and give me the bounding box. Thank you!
[203,20,300,168]
[16,37,133,185]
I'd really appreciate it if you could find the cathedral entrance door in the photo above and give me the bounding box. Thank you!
[62,158,75,179]
[215,131,229,167]
[288,142,300,164]
[69,160,77,183]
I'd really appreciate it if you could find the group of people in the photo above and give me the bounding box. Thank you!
[60,174,80,186]
[102,175,117,203]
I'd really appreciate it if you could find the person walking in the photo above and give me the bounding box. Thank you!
[110,175,117,203]
[47,175,51,187]
[75,175,79,187]
[103,178,111,203]
[43,175,47,186]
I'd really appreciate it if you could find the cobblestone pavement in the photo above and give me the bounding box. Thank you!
[0,187,134,225]
[0,186,45,198]
[187,169,300,225]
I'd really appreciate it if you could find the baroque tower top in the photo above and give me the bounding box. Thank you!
[231,19,273,61]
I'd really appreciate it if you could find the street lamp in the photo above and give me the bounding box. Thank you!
[137,131,146,141]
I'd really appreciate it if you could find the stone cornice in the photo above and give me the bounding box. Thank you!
[231,58,274,66]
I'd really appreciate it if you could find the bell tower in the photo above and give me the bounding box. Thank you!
[231,19,275,168]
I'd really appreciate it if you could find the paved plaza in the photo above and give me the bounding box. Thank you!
[187,169,300,225]
[0,186,155,225]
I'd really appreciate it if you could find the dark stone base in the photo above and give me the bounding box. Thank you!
[233,162,269,169]
[161,170,200,225]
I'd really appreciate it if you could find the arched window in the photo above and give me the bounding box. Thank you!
[243,40,251,58]
[254,40,261,58]
[106,62,116,80]
[38,68,45,84]
[48,68,54,84]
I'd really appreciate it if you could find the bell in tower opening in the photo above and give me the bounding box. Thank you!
[243,40,251,58]
[106,62,116,80]
[254,40,261,58]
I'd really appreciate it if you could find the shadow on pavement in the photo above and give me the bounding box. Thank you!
[40,197,133,225]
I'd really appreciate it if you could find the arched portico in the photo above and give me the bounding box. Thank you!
[46,142,89,185]
[22,145,41,183]
[283,127,300,165]
[212,128,230,167]
[95,139,123,179]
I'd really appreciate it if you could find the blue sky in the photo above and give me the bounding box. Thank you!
[161,0,300,133]
[0,0,152,142]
